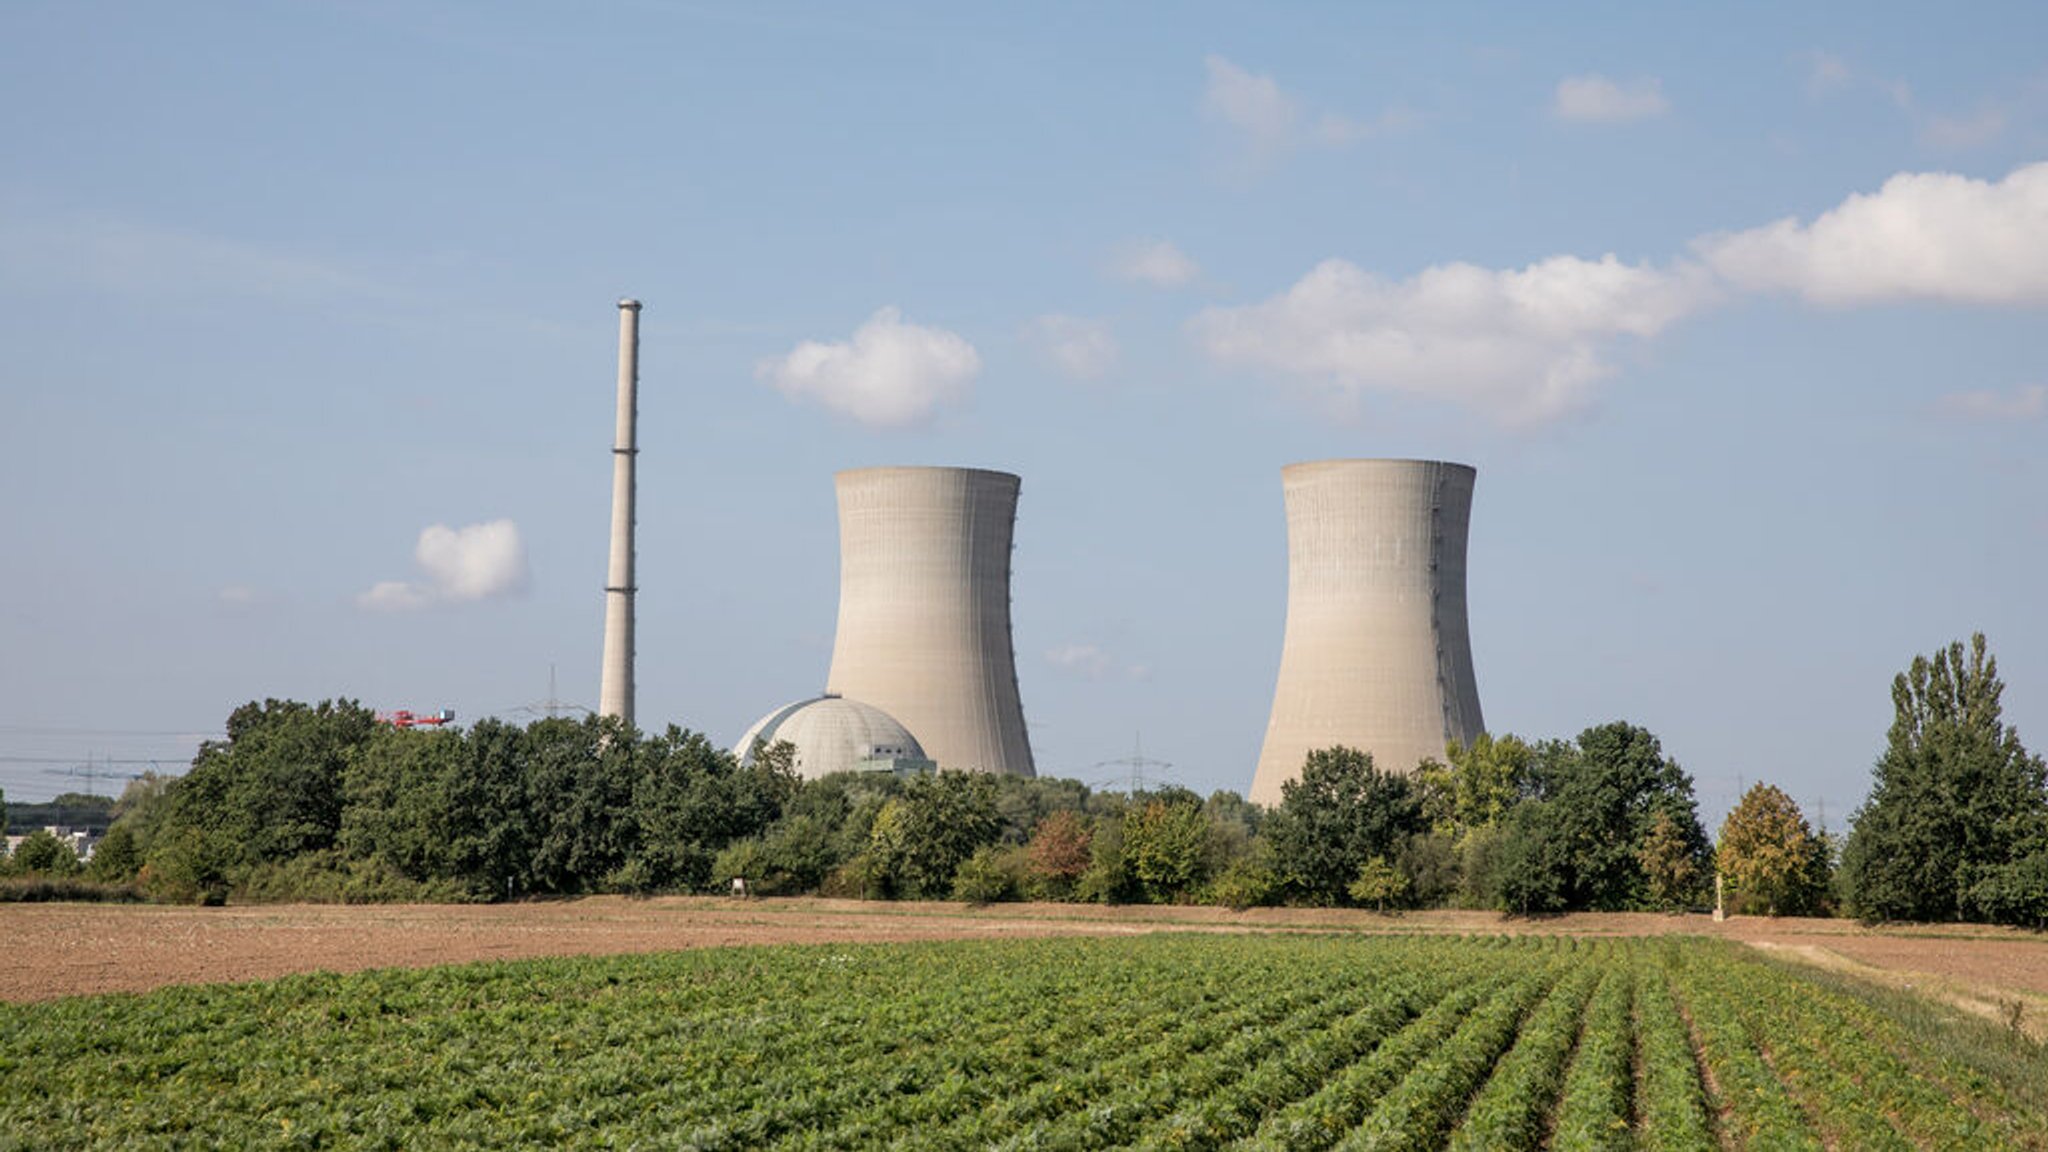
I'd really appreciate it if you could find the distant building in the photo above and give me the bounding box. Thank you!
[2,826,96,862]
[735,694,936,780]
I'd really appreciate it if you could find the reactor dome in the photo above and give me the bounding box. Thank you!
[733,694,935,780]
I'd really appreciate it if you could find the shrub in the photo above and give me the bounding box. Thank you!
[10,830,81,877]
[951,846,1017,905]
[1206,849,1280,910]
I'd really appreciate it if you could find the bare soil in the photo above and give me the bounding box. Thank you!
[5,898,2045,1024]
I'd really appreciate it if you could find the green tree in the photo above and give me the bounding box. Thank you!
[150,698,378,876]
[1639,810,1706,911]
[339,727,464,881]
[1347,855,1408,912]
[1121,796,1213,903]
[1523,723,1712,911]
[1717,784,1829,916]
[950,845,1017,904]
[866,772,1001,898]
[1489,801,1573,914]
[85,824,144,882]
[10,829,80,876]
[1264,747,1424,906]
[621,727,793,893]
[1418,733,1533,833]
[1841,634,2048,923]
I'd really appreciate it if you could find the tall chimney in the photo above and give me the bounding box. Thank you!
[599,298,640,726]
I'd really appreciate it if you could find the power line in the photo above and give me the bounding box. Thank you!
[0,755,194,765]
[0,725,220,738]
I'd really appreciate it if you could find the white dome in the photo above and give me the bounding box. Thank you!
[733,695,929,779]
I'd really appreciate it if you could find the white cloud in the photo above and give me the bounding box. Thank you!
[217,585,256,605]
[1193,254,1713,424]
[1110,239,1202,289]
[1919,106,2008,150]
[1023,314,1118,380]
[1803,51,1852,96]
[1314,106,1423,146]
[359,580,434,613]
[1045,642,1149,681]
[1939,383,2047,421]
[755,307,979,428]
[359,519,529,612]
[1696,162,2048,306]
[1204,55,1298,148]
[1045,643,1114,679]
[1888,82,2011,151]
[1195,161,2048,426]
[1203,54,1418,163]
[1553,74,1670,123]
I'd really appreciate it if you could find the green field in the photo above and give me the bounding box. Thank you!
[2,935,2044,1149]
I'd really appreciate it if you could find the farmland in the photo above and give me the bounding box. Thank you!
[3,934,2044,1149]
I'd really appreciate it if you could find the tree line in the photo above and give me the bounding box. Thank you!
[4,634,2042,926]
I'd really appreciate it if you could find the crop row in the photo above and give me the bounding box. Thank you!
[2,934,2042,1149]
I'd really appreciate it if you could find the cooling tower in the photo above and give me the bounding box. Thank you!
[1249,459,1484,806]
[824,466,1036,776]
[598,299,640,726]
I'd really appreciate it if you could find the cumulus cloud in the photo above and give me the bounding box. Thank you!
[1196,161,2048,426]
[1110,239,1202,288]
[1696,162,2048,305]
[1193,254,1713,424]
[359,519,529,612]
[1939,383,2047,421]
[755,307,979,428]
[1553,74,1670,123]
[1023,314,1119,380]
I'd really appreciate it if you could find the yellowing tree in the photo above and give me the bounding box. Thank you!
[1717,784,1829,916]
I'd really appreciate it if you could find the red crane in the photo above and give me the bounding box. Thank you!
[376,708,456,729]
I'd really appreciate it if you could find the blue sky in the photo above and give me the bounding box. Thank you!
[2,2,2044,835]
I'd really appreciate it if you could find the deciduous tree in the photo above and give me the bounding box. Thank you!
[1717,784,1829,916]
[1841,634,2048,923]
[1265,747,1424,906]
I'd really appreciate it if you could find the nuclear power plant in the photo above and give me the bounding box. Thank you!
[734,466,1036,778]
[1249,459,1485,806]
[598,299,641,727]
[592,305,1470,797]
[823,466,1036,777]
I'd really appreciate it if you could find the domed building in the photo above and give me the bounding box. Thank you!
[733,694,936,780]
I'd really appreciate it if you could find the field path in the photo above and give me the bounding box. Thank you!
[4,897,2045,1009]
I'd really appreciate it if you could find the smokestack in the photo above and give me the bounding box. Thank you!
[1249,459,1485,805]
[598,298,640,726]
[825,466,1036,776]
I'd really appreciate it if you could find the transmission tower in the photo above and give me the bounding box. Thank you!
[1092,733,1173,795]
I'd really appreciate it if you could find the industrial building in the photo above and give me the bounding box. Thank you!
[599,298,641,727]
[822,466,1036,777]
[1250,459,1485,805]
[734,695,936,779]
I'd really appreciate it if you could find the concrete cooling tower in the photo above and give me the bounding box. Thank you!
[1249,459,1484,806]
[824,466,1036,777]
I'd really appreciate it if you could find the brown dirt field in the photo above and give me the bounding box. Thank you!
[5,898,2046,1024]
